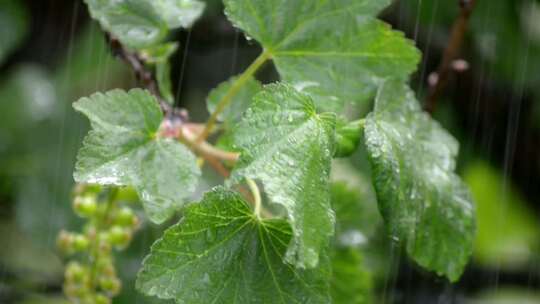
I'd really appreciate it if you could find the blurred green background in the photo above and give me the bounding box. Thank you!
[0,0,539,303]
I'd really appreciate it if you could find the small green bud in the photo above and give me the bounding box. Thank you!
[334,118,364,157]
[73,195,97,218]
[107,226,132,249]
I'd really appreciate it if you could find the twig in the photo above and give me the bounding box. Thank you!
[159,117,236,177]
[106,34,236,177]
[105,33,270,217]
[425,0,476,113]
[200,153,232,178]
[181,126,240,162]
[106,33,239,165]
[88,188,118,291]
[106,34,179,116]
[160,119,240,164]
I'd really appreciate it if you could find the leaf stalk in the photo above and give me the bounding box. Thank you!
[180,124,240,163]
[246,178,262,218]
[196,50,271,143]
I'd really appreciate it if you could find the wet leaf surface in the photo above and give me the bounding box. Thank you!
[223,0,420,111]
[136,187,331,303]
[229,83,336,269]
[84,0,204,49]
[364,80,475,281]
[73,89,200,223]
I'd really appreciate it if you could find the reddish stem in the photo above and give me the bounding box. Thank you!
[426,0,476,113]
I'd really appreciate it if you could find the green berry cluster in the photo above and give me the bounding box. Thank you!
[57,185,139,303]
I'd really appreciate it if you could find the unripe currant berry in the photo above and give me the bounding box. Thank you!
[115,186,139,203]
[98,232,113,254]
[73,184,102,197]
[113,207,139,228]
[73,234,90,251]
[65,262,89,284]
[79,294,98,304]
[84,225,97,241]
[63,282,78,299]
[96,257,116,278]
[94,293,111,304]
[73,195,97,218]
[99,276,121,295]
[107,226,132,249]
[57,230,74,254]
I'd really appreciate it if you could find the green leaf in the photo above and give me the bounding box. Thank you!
[223,0,420,111]
[364,80,475,282]
[140,42,179,63]
[156,61,174,104]
[141,42,179,104]
[215,128,240,153]
[207,76,262,128]
[152,0,205,29]
[73,89,200,223]
[136,187,331,303]
[331,248,372,304]
[84,0,169,49]
[464,161,540,269]
[84,0,204,49]
[229,83,336,268]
